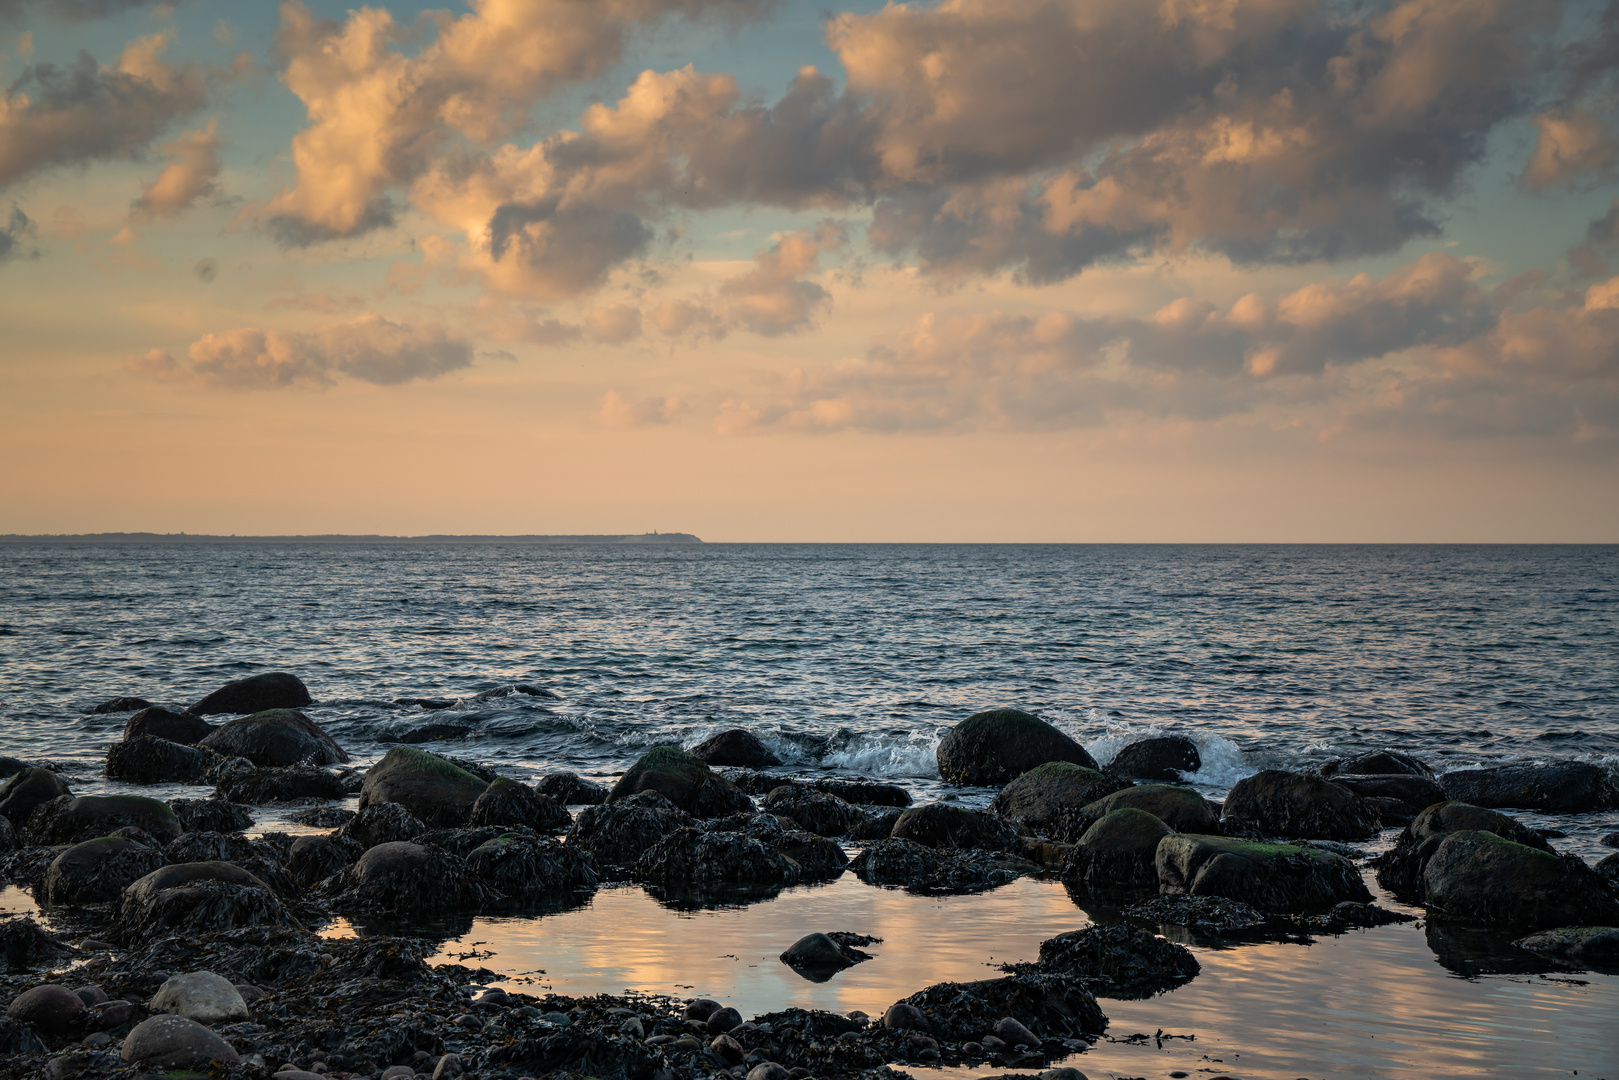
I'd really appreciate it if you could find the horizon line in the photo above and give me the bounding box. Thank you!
[1,533,1615,546]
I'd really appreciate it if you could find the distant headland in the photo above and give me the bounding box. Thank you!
[0,531,703,544]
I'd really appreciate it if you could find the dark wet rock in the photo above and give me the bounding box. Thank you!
[990,762,1131,833]
[1124,895,1268,931]
[0,1015,46,1054]
[1421,831,1619,929]
[395,696,457,710]
[1157,834,1372,912]
[771,829,850,879]
[1326,773,1446,822]
[882,1002,930,1031]
[1108,736,1201,781]
[121,706,214,745]
[684,998,721,1022]
[149,970,248,1024]
[610,745,754,818]
[117,862,295,943]
[1058,784,1220,841]
[564,794,695,873]
[26,794,181,846]
[7,983,84,1032]
[191,672,312,717]
[324,841,494,917]
[469,777,571,832]
[762,786,867,837]
[1016,925,1199,999]
[0,756,29,779]
[780,932,873,975]
[852,838,1035,895]
[358,746,489,827]
[1514,925,1619,964]
[692,729,781,768]
[217,764,347,804]
[340,801,428,848]
[1061,808,1174,890]
[0,768,71,826]
[1597,852,1619,886]
[1330,901,1416,927]
[415,825,518,858]
[1438,762,1619,813]
[394,722,475,744]
[105,735,219,784]
[894,971,1108,1041]
[890,803,1021,851]
[121,1014,240,1067]
[1333,749,1435,779]
[634,828,798,896]
[1220,769,1381,841]
[163,830,258,866]
[724,773,914,807]
[465,833,597,904]
[91,696,153,715]
[850,808,905,840]
[936,709,1097,785]
[287,833,363,888]
[285,806,354,829]
[0,917,72,973]
[1373,800,1554,900]
[203,755,255,787]
[198,708,347,768]
[40,837,166,907]
[0,814,13,854]
[704,1005,743,1034]
[167,797,253,835]
[535,771,609,805]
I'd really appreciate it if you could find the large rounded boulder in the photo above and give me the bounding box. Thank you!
[123,707,214,745]
[121,1015,239,1069]
[989,761,1131,832]
[634,828,798,897]
[691,729,780,768]
[1060,784,1220,840]
[190,672,312,716]
[287,833,363,889]
[1221,769,1381,840]
[609,745,753,818]
[536,771,609,805]
[0,768,70,826]
[465,833,597,904]
[217,765,347,804]
[1062,808,1174,890]
[1420,831,1619,930]
[1334,749,1433,779]
[1322,773,1446,822]
[26,794,181,845]
[324,841,493,917]
[116,861,294,941]
[761,786,867,837]
[358,746,489,827]
[890,803,1021,851]
[564,793,695,873]
[936,709,1096,785]
[1156,834,1372,913]
[105,736,218,784]
[468,777,571,832]
[1373,800,1553,901]
[40,836,166,907]
[1109,736,1201,781]
[341,801,427,848]
[198,709,347,768]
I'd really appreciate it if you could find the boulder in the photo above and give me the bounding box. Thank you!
[609,746,753,818]
[26,795,181,846]
[1420,831,1619,929]
[341,802,428,848]
[1060,784,1220,840]
[691,729,781,767]
[0,755,29,779]
[851,807,905,840]
[564,793,695,873]
[779,932,872,975]
[465,834,597,903]
[0,768,70,826]
[116,862,294,941]
[105,736,218,784]
[1514,925,1619,965]
[1220,770,1380,841]
[989,762,1131,831]
[198,709,347,768]
[893,971,1108,1041]
[324,841,494,917]
[358,746,489,827]
[217,765,346,804]
[163,831,257,865]
[881,1003,930,1031]
[168,797,253,835]
[1598,852,1619,887]
[120,1015,239,1068]
[1156,834,1372,912]
[149,971,248,1025]
[1061,808,1174,890]
[936,709,1096,785]
[0,918,72,973]
[890,803,1021,851]
[1108,736,1200,781]
[1437,763,1619,814]
[0,815,11,853]
[535,771,609,805]
[40,837,165,907]
[190,672,312,716]
[468,777,571,832]
[91,696,153,715]
[6,984,83,1032]
[1334,749,1434,779]
[634,829,798,896]
[1373,801,1554,901]
[1027,925,1199,998]
[287,833,364,888]
[1324,773,1446,820]
[852,838,1035,895]
[761,786,867,837]
[770,829,849,880]
[123,707,213,745]
[805,778,913,807]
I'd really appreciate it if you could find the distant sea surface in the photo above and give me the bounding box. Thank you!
[2,542,1616,847]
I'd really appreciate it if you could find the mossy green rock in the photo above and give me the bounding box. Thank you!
[1421,830,1619,930]
[198,709,347,768]
[1157,833,1371,912]
[936,709,1097,785]
[609,745,752,817]
[990,761,1131,830]
[1062,784,1220,840]
[1373,800,1552,900]
[358,746,489,827]
[28,794,181,845]
[1063,808,1174,889]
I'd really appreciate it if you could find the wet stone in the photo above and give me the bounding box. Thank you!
[149,970,249,1025]
[217,765,348,804]
[341,801,428,848]
[169,796,254,834]
[122,706,213,745]
[7,984,85,1033]
[120,1014,240,1068]
[936,709,1098,785]
[1108,736,1201,781]
[535,771,609,805]
[41,836,166,907]
[468,777,571,832]
[106,736,219,783]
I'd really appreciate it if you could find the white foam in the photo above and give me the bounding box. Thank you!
[821,732,943,778]
[1041,709,1262,795]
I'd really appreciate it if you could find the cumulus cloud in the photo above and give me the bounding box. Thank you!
[132,120,221,218]
[0,33,208,190]
[1525,109,1618,190]
[129,314,473,389]
[597,389,683,426]
[718,221,846,335]
[0,202,36,262]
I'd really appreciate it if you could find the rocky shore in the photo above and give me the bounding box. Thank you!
[3,674,1617,1080]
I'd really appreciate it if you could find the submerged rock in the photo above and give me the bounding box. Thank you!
[358,745,490,827]
[40,836,166,907]
[0,768,71,826]
[1157,834,1372,912]
[852,838,1035,894]
[91,696,153,715]
[468,777,571,832]
[890,803,1021,851]
[26,794,181,845]
[121,1014,240,1068]
[635,828,798,896]
[123,706,215,745]
[324,841,494,917]
[190,672,312,717]
[1438,762,1619,814]
[1124,894,1269,931]
[1220,770,1381,841]
[936,709,1097,785]
[1060,784,1219,840]
[565,793,695,873]
[1108,736,1201,781]
[1514,925,1619,965]
[893,971,1108,1042]
[762,786,868,837]
[149,970,248,1025]
[1022,925,1200,998]
[536,771,609,805]
[198,708,347,768]
[1332,749,1434,779]
[105,735,219,784]
[116,862,294,941]
[990,762,1131,832]
[1373,800,1554,901]
[168,797,254,834]
[610,745,754,818]
[465,833,597,904]
[1420,831,1619,930]
[1061,808,1173,890]
[691,729,781,767]
[341,801,428,848]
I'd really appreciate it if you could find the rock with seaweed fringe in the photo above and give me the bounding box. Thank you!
[1157,834,1372,912]
[761,786,868,837]
[123,706,214,745]
[1514,926,1619,965]
[770,829,849,879]
[890,803,1021,851]
[634,828,799,897]
[1056,785,1219,842]
[105,735,219,784]
[40,836,165,907]
[0,768,70,827]
[322,841,495,917]
[358,746,489,827]
[610,745,754,818]
[852,838,1035,895]
[468,777,571,832]
[890,970,1108,1042]
[1420,831,1619,930]
[536,770,609,805]
[218,765,347,804]
[116,862,296,942]
[0,917,75,973]
[990,762,1131,833]
[565,790,695,874]
[1009,925,1200,998]
[1061,808,1173,890]
[1220,769,1381,841]
[168,797,253,834]
[937,709,1097,785]
[198,708,346,768]
[1372,800,1553,901]
[340,801,427,848]
[287,832,363,889]
[26,794,181,846]
[1124,895,1268,931]
[465,833,597,904]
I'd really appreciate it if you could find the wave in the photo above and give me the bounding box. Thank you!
[1042,709,1263,794]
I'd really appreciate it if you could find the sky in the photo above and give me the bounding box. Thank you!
[1,0,1617,542]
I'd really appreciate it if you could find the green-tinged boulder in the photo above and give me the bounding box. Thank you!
[198,709,347,768]
[1062,808,1174,890]
[609,745,753,818]
[1373,800,1553,901]
[1060,784,1219,841]
[1220,769,1381,841]
[26,794,181,845]
[358,745,490,827]
[190,672,312,716]
[0,768,69,826]
[936,709,1096,785]
[1156,834,1371,912]
[1420,830,1619,930]
[990,761,1131,832]
[890,803,1021,851]
[1513,926,1619,965]
[40,836,166,907]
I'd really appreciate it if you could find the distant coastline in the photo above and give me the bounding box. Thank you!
[0,531,703,544]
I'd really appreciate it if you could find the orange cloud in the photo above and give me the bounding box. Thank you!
[132,120,221,219]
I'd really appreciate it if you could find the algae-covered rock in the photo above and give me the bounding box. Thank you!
[990,761,1131,832]
[287,832,364,888]
[1221,769,1380,841]
[324,841,494,917]
[168,797,253,834]
[761,786,867,837]
[198,708,347,768]
[358,745,490,827]
[564,793,695,873]
[26,794,181,845]
[936,709,1096,785]
[105,735,219,784]
[190,672,312,716]
[852,838,1035,895]
[1108,736,1200,781]
[1513,925,1619,965]
[634,828,798,897]
[1060,784,1219,840]
[1157,834,1372,913]
[40,836,166,907]
[691,729,781,767]
[1438,762,1618,814]
[536,771,610,805]
[123,706,215,745]
[892,971,1107,1042]
[466,833,597,904]
[1334,749,1434,779]
[1061,808,1173,890]
[610,745,754,818]
[1026,924,1200,998]
[468,777,571,832]
[217,765,347,804]
[771,829,850,880]
[116,862,294,941]
[341,801,428,848]
[1420,831,1619,930]
[890,803,1021,851]
[1373,800,1553,901]
[0,768,70,826]
[780,933,872,977]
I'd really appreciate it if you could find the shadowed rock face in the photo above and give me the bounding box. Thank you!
[1420,831,1619,930]
[0,768,71,826]
[762,786,867,837]
[358,746,489,827]
[892,971,1108,1042]
[41,836,166,907]
[26,794,182,846]
[1220,769,1381,841]
[1335,749,1434,779]
[466,833,597,904]
[851,838,1035,895]
[1059,784,1220,841]
[936,709,1097,786]
[610,745,754,818]
[635,828,799,895]
[123,707,215,745]
[890,804,1021,851]
[121,1015,240,1069]
[1108,736,1201,781]
[565,793,695,874]
[1438,762,1619,814]
[324,841,496,918]
[1373,800,1554,900]
[190,672,312,716]
[1515,926,1619,965]
[116,862,295,942]
[691,729,781,767]
[1061,807,1174,890]
[469,777,571,832]
[105,736,219,784]
[1156,834,1372,913]
[199,710,348,769]
[1021,924,1200,999]
[536,771,609,805]
[218,766,347,804]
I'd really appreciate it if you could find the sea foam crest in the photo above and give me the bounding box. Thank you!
[1042,708,1259,793]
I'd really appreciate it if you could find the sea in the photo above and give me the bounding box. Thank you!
[2,542,1616,1078]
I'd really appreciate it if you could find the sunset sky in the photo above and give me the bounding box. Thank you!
[2,0,1617,540]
